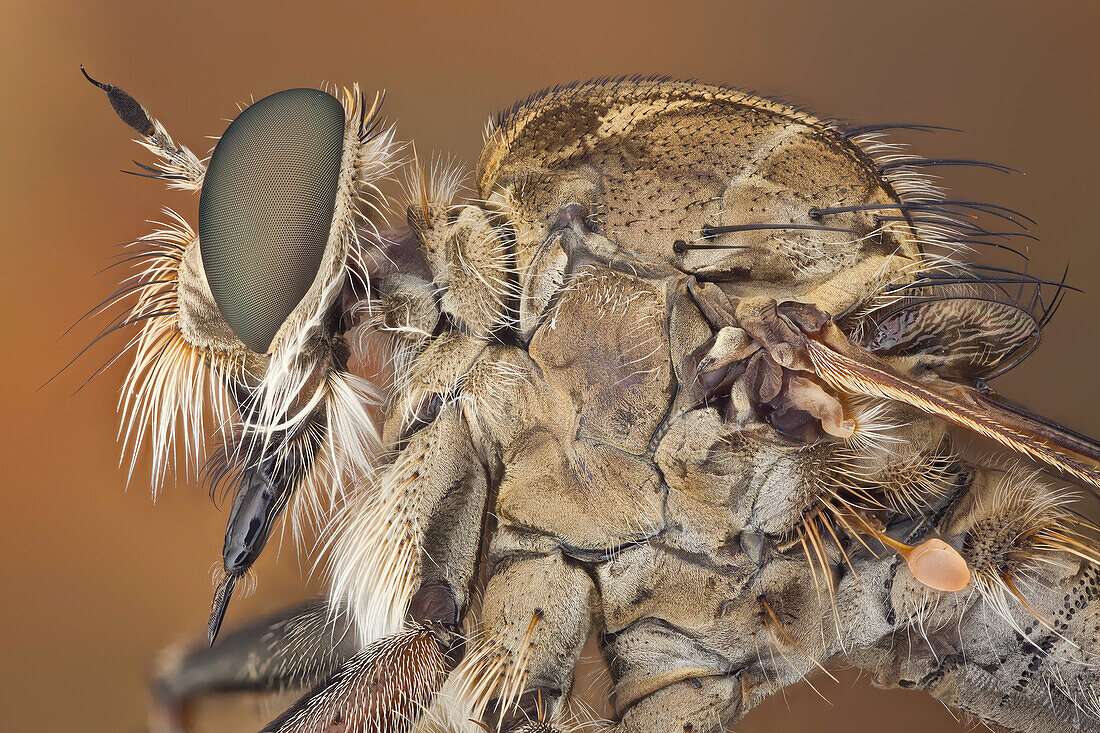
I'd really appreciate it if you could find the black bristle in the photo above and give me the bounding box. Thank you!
[701,223,859,238]
[844,123,963,137]
[878,158,1018,174]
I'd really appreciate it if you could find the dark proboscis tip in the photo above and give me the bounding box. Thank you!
[207,573,237,646]
[81,65,155,136]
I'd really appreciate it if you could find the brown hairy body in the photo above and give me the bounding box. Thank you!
[85,77,1100,732]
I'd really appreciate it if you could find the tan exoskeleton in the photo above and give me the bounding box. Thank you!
[84,73,1100,732]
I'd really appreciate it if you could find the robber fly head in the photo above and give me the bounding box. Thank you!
[82,68,401,641]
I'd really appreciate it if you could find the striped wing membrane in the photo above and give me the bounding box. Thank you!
[867,298,1040,380]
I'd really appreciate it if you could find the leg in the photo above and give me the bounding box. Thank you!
[422,550,596,732]
[475,550,741,733]
[262,403,491,732]
[151,601,354,732]
[507,675,742,733]
[613,675,742,733]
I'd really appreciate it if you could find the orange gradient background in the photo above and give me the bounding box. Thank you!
[3,2,1099,731]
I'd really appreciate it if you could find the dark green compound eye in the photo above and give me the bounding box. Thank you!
[199,88,346,353]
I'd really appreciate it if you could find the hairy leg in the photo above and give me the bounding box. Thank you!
[439,550,596,732]
[508,675,742,733]
[152,601,354,731]
[260,403,491,732]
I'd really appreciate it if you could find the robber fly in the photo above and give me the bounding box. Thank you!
[82,70,1100,733]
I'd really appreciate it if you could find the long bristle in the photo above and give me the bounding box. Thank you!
[401,149,467,216]
[814,436,957,516]
[794,513,844,637]
[324,450,426,643]
[115,211,241,497]
[761,596,838,683]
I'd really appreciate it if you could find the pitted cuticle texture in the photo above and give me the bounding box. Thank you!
[199,88,344,353]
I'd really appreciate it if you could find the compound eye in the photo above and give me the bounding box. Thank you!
[199,88,346,353]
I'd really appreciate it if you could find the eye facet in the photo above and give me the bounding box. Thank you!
[199,88,345,353]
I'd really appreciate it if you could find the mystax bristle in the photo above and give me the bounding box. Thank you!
[115,210,243,497]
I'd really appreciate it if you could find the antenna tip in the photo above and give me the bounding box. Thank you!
[80,65,109,91]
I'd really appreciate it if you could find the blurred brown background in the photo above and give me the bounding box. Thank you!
[3,1,1099,731]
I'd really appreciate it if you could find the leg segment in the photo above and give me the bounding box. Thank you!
[507,674,742,733]
[152,601,354,731]
[613,675,742,733]
[262,403,491,732]
[478,551,739,733]
[446,550,596,732]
